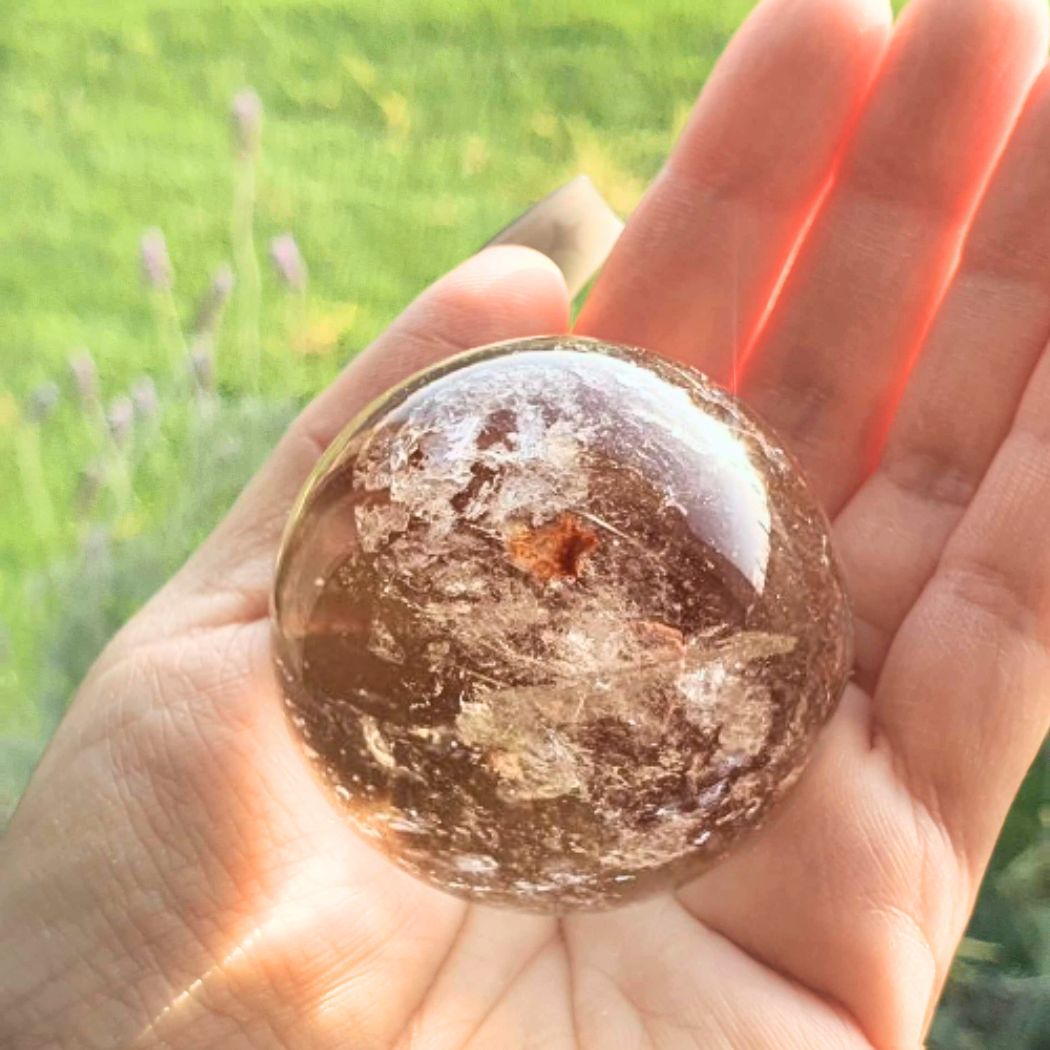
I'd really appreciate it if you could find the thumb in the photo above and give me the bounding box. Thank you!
[153,244,571,633]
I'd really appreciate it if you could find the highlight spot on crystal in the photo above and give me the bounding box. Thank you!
[271,336,852,910]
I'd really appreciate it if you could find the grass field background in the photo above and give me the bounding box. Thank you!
[1,1,1046,1044]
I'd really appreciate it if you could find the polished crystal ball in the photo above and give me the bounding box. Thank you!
[272,336,851,909]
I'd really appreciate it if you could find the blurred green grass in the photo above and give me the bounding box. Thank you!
[0,0,752,736]
[0,1,1046,1045]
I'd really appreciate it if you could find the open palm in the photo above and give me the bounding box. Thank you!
[4,0,1050,1046]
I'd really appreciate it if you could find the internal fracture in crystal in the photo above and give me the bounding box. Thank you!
[271,336,852,909]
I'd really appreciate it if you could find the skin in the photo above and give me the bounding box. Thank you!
[3,0,1050,1045]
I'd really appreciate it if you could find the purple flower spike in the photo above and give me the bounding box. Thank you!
[69,350,98,407]
[131,377,159,421]
[140,227,173,290]
[269,233,308,291]
[27,381,60,423]
[193,263,236,336]
[231,88,263,157]
[107,396,134,446]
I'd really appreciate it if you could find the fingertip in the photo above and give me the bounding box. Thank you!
[470,243,571,303]
[747,0,892,43]
[896,0,1050,64]
[670,0,893,194]
[981,0,1048,42]
[860,0,894,27]
[805,0,893,34]
[433,243,572,335]
[1001,0,1050,58]
[462,242,570,285]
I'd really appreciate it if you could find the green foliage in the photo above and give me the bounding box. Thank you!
[0,2,1046,1046]
[928,755,1049,1049]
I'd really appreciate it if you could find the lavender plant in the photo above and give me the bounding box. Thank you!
[270,232,309,345]
[68,352,98,409]
[140,227,186,381]
[7,87,309,781]
[131,377,159,423]
[192,263,236,339]
[231,89,263,388]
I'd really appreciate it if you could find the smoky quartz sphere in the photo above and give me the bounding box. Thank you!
[272,336,851,910]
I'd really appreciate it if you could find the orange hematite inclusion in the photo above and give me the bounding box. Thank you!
[506,513,599,582]
[271,336,852,910]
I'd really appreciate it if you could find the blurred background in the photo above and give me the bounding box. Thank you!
[0,1,1045,1044]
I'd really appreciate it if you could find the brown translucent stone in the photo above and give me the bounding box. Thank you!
[271,336,852,910]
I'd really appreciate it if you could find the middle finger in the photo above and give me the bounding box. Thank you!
[741,0,1048,512]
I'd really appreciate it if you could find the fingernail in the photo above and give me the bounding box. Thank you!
[483,174,623,298]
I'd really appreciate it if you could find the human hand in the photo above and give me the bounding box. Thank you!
[4,0,1050,1047]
